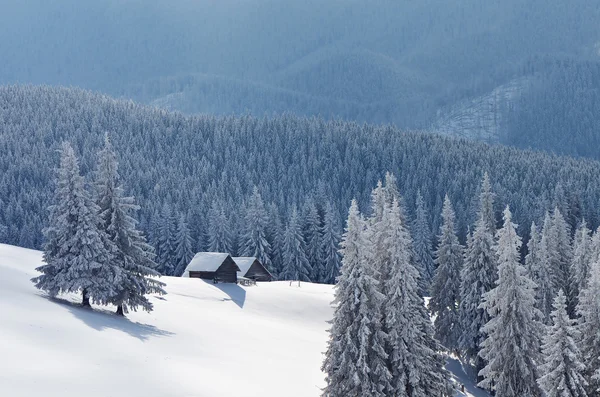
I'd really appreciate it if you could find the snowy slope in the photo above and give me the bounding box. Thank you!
[0,244,488,397]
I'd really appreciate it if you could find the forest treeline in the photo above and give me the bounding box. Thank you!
[2,86,600,279]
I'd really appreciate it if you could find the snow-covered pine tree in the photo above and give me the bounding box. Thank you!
[267,202,284,279]
[206,200,232,253]
[430,194,463,351]
[458,173,498,370]
[320,202,341,284]
[569,220,591,314]
[411,191,435,293]
[94,135,166,315]
[536,212,559,324]
[32,142,120,307]
[458,215,496,372]
[478,206,543,397]
[303,198,323,282]
[551,207,573,303]
[173,214,194,277]
[280,207,312,282]
[157,203,177,275]
[322,200,390,397]
[537,290,588,397]
[382,198,450,396]
[577,261,600,395]
[241,187,273,273]
[525,222,540,276]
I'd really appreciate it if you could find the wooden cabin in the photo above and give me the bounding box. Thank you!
[182,253,240,283]
[233,257,273,282]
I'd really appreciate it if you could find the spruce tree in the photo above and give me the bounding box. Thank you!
[551,207,573,302]
[174,214,194,277]
[411,191,435,293]
[478,206,543,397]
[33,142,119,307]
[430,194,463,351]
[94,135,166,315]
[322,200,390,397]
[280,207,312,282]
[570,220,591,314]
[538,290,588,397]
[382,199,450,396]
[536,212,559,324]
[577,261,600,395]
[157,203,177,275]
[241,187,273,273]
[303,199,323,281]
[320,202,341,284]
[206,200,232,253]
[458,173,497,371]
[525,221,540,277]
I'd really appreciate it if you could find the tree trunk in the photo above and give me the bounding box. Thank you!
[116,305,125,316]
[81,288,91,307]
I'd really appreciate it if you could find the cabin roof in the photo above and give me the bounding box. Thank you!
[232,257,257,277]
[183,252,236,277]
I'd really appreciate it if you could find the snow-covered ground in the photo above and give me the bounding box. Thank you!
[0,243,488,397]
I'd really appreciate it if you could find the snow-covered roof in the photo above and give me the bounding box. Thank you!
[182,252,231,277]
[233,257,257,277]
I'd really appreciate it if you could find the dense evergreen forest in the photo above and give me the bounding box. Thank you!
[2,1,600,159]
[2,85,600,279]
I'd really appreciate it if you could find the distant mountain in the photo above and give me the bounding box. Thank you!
[1,0,600,155]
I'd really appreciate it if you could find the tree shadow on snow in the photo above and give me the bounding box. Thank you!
[44,295,175,342]
[207,281,246,309]
[445,356,490,397]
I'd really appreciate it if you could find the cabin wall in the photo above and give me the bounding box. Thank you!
[246,261,273,282]
[215,257,239,283]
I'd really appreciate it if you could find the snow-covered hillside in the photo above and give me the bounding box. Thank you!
[0,244,488,396]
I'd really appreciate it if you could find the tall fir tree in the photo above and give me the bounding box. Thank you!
[382,198,450,396]
[525,222,540,276]
[537,290,588,397]
[429,194,463,351]
[94,135,166,314]
[322,200,390,397]
[551,207,573,303]
[206,200,232,253]
[280,207,312,282]
[411,191,435,293]
[458,173,498,372]
[569,219,591,314]
[577,261,600,396]
[536,212,559,324]
[32,142,120,307]
[173,214,194,277]
[303,198,323,281]
[320,202,342,284]
[478,206,543,397]
[157,203,177,275]
[241,187,273,273]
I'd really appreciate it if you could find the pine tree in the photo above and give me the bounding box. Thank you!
[174,214,194,277]
[206,200,232,253]
[458,215,496,372]
[157,203,177,275]
[525,222,540,277]
[536,212,559,324]
[570,220,591,314]
[382,199,450,396]
[430,195,463,351]
[303,198,323,281]
[551,207,573,302]
[280,207,312,282]
[478,206,543,397]
[32,142,120,307]
[94,135,166,315]
[241,187,273,273]
[320,202,341,284]
[322,200,390,397]
[412,191,435,293]
[458,173,498,370]
[577,261,600,395]
[537,290,588,397]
